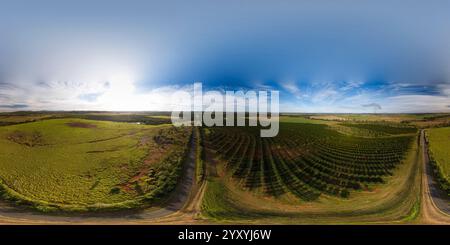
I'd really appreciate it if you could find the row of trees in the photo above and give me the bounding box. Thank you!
[206,124,414,200]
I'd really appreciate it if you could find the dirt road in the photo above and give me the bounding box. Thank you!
[419,130,450,224]
[0,129,200,224]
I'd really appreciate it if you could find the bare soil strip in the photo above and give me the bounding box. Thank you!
[66,122,97,128]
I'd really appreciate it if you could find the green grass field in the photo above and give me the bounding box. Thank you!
[426,127,450,194]
[0,118,191,211]
[0,114,59,126]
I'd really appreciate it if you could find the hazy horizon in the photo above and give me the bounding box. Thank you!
[1,110,449,115]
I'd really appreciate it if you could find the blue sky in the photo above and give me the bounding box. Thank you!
[0,0,450,112]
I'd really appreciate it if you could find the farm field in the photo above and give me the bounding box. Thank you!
[307,113,446,123]
[0,118,191,212]
[308,114,419,122]
[206,123,415,199]
[0,113,448,224]
[426,127,450,195]
[199,116,422,223]
[0,113,58,126]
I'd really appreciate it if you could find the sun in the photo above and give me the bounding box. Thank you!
[95,71,149,111]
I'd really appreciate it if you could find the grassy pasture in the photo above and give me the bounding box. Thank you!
[0,114,58,126]
[0,111,174,127]
[279,115,330,124]
[426,127,450,195]
[0,118,191,211]
[67,113,172,125]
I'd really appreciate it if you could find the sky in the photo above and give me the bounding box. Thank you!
[0,0,450,113]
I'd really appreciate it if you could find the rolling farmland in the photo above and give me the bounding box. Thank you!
[0,113,448,224]
[205,122,415,200]
[0,118,191,212]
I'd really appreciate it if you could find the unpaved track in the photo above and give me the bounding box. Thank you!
[0,129,200,224]
[420,130,450,224]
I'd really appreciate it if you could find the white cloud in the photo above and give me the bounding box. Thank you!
[438,83,450,96]
[383,95,450,113]
[280,81,302,99]
[0,79,197,111]
[311,87,339,103]
[340,80,364,91]
[276,81,450,113]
